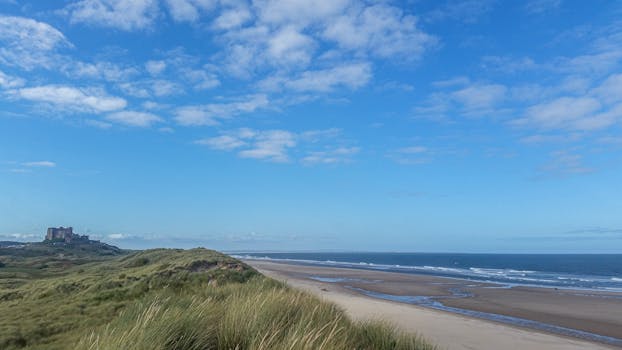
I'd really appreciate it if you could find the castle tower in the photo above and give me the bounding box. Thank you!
[45,227,74,242]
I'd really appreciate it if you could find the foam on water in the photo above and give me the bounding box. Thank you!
[233,253,622,292]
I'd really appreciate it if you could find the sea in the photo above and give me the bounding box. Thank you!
[232,252,622,292]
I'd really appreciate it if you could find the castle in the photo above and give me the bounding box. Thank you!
[45,227,89,243]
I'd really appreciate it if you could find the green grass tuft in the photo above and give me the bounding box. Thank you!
[1,245,435,350]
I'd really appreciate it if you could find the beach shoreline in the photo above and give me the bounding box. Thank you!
[246,259,622,350]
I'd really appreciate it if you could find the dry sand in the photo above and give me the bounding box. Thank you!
[247,260,621,350]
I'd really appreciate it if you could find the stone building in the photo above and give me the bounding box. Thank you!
[45,227,74,242]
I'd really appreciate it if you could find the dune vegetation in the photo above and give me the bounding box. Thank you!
[0,243,435,350]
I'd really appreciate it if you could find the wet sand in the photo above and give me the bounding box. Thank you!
[246,260,622,350]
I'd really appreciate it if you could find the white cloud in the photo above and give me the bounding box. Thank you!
[152,80,182,96]
[142,101,169,110]
[253,0,350,25]
[119,79,183,98]
[238,130,296,162]
[212,5,252,30]
[197,128,296,162]
[397,146,428,154]
[66,0,159,31]
[522,97,601,129]
[592,73,622,104]
[0,15,71,70]
[481,55,539,73]
[282,62,372,92]
[145,60,167,75]
[63,61,138,82]
[520,133,583,144]
[452,83,507,113]
[23,161,56,167]
[196,127,354,164]
[0,233,38,240]
[411,93,453,123]
[323,4,436,59]
[539,150,593,176]
[515,73,622,131]
[215,1,435,83]
[13,85,127,113]
[267,26,315,66]
[181,68,220,89]
[598,136,622,145]
[300,128,342,142]
[85,119,113,129]
[388,145,436,165]
[0,69,25,88]
[301,146,359,165]
[9,168,31,173]
[105,111,163,127]
[174,94,269,126]
[415,81,509,122]
[0,16,69,51]
[556,50,622,76]
[165,0,214,22]
[196,135,247,150]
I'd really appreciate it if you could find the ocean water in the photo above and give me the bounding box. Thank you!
[233,252,622,292]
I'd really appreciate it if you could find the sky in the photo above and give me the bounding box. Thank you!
[0,0,621,253]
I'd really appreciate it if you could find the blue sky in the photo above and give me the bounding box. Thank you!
[1,0,621,252]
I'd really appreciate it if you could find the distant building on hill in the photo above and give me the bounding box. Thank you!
[45,227,89,243]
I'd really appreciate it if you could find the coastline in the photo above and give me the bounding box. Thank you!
[246,259,622,350]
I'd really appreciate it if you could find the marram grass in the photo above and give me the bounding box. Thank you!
[1,246,436,350]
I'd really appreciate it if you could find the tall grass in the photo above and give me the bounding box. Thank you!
[2,247,436,349]
[77,278,436,350]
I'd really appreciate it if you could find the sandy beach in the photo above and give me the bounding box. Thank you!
[246,260,622,350]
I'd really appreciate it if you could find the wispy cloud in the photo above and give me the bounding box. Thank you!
[0,69,25,88]
[62,60,138,83]
[119,79,183,98]
[11,85,127,113]
[195,134,248,151]
[321,4,437,59]
[196,128,296,162]
[196,127,356,164]
[514,74,622,131]
[0,232,39,241]
[6,160,57,174]
[519,133,583,144]
[451,83,507,115]
[537,150,593,177]
[0,15,72,70]
[65,0,160,31]
[0,1,438,134]
[165,0,215,23]
[413,81,508,121]
[301,147,359,165]
[388,146,434,165]
[23,161,56,167]
[174,94,269,126]
[238,130,297,162]
[105,111,163,127]
[260,63,372,92]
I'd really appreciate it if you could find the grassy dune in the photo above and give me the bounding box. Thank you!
[0,244,435,350]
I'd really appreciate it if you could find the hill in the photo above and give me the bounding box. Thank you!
[0,244,435,350]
